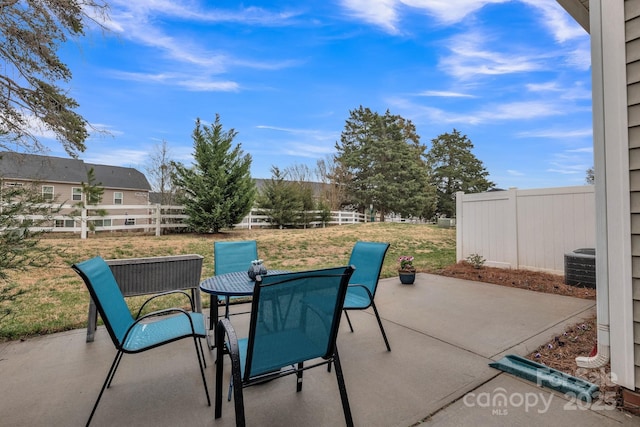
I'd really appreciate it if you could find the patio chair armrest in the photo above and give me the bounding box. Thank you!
[216,318,240,357]
[135,290,195,318]
[347,283,374,299]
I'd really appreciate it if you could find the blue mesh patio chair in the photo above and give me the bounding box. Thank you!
[215,266,356,427]
[343,241,391,351]
[72,256,210,426]
[210,240,259,330]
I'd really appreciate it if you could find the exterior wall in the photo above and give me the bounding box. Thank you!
[456,186,595,275]
[2,178,150,226]
[626,0,640,390]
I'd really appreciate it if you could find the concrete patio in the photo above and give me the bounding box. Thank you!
[0,273,637,426]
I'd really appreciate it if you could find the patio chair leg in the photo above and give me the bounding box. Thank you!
[216,320,246,426]
[296,362,304,392]
[370,300,391,351]
[193,336,211,406]
[215,335,224,418]
[106,351,124,388]
[332,349,354,427]
[198,337,207,368]
[344,310,354,332]
[87,351,121,426]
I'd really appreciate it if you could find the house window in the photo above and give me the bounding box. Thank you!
[124,218,135,226]
[4,182,23,187]
[42,186,54,201]
[72,187,83,201]
[114,192,123,205]
[55,219,76,228]
[91,219,112,227]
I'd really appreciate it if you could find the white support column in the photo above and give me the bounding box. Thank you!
[581,0,634,389]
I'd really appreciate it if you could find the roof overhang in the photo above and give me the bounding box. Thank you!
[556,0,590,33]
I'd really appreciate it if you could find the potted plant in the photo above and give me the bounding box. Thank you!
[398,255,416,285]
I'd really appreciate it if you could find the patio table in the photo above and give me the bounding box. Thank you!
[200,270,289,348]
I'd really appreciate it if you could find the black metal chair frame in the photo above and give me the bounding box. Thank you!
[343,242,391,351]
[72,258,210,426]
[214,267,355,427]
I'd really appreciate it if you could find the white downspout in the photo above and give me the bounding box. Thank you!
[576,0,610,369]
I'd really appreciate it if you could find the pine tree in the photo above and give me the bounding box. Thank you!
[171,115,255,233]
[334,106,436,220]
[255,167,302,228]
[1,1,108,155]
[425,129,494,217]
[0,182,57,323]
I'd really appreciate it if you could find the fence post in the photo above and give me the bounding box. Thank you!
[81,208,87,240]
[155,204,161,236]
[456,191,464,262]
[506,188,519,269]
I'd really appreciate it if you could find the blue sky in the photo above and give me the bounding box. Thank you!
[48,0,591,190]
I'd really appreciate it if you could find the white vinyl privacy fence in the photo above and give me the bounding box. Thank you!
[456,186,595,275]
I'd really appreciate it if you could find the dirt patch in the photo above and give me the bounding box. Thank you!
[436,262,618,406]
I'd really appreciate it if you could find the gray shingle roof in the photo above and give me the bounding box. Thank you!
[0,152,151,191]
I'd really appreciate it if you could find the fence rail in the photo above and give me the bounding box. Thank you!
[19,204,370,239]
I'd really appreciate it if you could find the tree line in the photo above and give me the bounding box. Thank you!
[157,108,494,233]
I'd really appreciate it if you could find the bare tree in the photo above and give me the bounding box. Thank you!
[145,140,177,205]
[0,1,109,155]
[586,166,594,185]
[316,156,348,210]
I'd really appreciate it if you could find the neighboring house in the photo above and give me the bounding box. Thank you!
[557,0,640,404]
[0,152,151,228]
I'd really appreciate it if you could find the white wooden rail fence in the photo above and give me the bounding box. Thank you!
[456,186,596,275]
[22,205,368,239]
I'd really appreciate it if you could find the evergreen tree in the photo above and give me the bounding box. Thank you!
[70,167,106,234]
[0,181,57,323]
[172,115,255,233]
[334,106,436,220]
[255,167,302,228]
[1,1,108,155]
[425,129,494,217]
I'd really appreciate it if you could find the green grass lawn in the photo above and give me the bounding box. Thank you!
[0,222,455,341]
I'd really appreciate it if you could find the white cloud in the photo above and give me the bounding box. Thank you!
[282,142,336,158]
[256,125,339,142]
[400,0,509,24]
[91,1,300,83]
[566,147,593,153]
[518,0,586,43]
[388,97,566,125]
[106,70,240,92]
[546,150,592,175]
[340,0,510,32]
[439,31,544,79]
[516,128,592,139]
[507,169,525,176]
[178,80,240,92]
[416,90,476,98]
[82,148,150,167]
[472,101,565,122]
[339,0,400,33]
